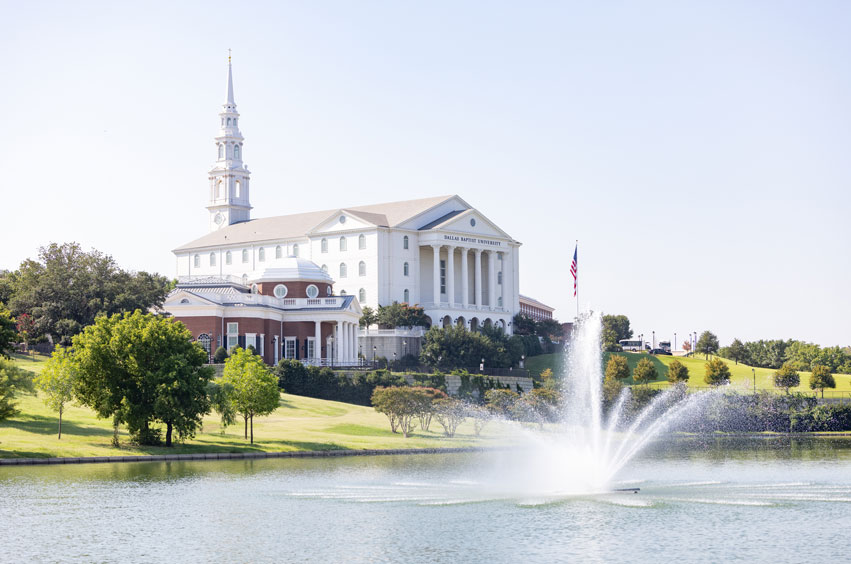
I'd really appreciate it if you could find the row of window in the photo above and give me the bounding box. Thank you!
[193,244,299,268]
[321,234,367,253]
[214,179,243,199]
[217,143,242,160]
[221,117,238,127]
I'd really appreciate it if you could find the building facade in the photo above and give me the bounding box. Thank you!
[171,58,523,351]
[518,295,555,323]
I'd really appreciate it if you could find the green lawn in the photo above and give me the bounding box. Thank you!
[525,352,851,395]
[1,355,514,458]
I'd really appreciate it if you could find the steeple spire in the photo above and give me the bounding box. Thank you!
[226,49,235,104]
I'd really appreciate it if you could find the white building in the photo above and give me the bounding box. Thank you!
[174,58,522,335]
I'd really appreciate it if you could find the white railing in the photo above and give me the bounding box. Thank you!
[178,274,246,286]
[232,294,348,309]
[359,327,426,338]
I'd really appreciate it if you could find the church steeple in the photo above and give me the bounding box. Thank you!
[207,52,252,231]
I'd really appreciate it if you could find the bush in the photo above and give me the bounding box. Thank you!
[667,360,689,383]
[433,398,467,437]
[411,371,447,392]
[213,346,229,364]
[484,388,520,419]
[633,358,658,385]
[791,404,851,432]
[704,358,731,386]
[276,360,408,406]
[371,386,437,437]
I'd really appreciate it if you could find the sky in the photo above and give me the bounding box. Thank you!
[1,1,849,347]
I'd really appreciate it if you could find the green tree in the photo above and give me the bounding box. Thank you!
[602,314,632,351]
[432,397,467,437]
[377,302,429,328]
[34,347,78,439]
[512,314,537,336]
[213,346,229,364]
[667,359,690,383]
[632,358,658,385]
[371,386,428,437]
[359,306,378,330]
[704,358,731,386]
[420,325,499,369]
[773,362,800,394]
[7,243,170,344]
[0,358,34,421]
[73,311,213,446]
[809,364,835,399]
[221,347,280,444]
[695,331,720,359]
[605,355,630,381]
[484,388,520,419]
[0,306,16,359]
[603,375,624,406]
[726,338,748,365]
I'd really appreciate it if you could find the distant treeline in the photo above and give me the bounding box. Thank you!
[718,339,851,374]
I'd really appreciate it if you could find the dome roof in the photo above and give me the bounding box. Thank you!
[251,257,333,284]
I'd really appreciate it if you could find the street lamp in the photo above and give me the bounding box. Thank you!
[480,358,485,374]
[373,345,377,366]
[674,332,677,351]
[520,354,525,369]
[752,368,756,394]
[393,351,397,370]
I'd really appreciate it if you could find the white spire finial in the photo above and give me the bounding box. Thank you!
[226,50,235,104]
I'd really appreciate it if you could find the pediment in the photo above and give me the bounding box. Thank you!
[308,210,376,234]
[397,196,471,230]
[163,290,220,307]
[427,209,512,240]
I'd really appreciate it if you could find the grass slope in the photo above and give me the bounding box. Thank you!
[525,352,851,394]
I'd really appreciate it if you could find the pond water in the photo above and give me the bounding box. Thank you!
[2,437,851,563]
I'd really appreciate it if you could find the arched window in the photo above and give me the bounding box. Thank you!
[216,180,223,199]
[221,118,224,126]
[234,145,240,160]
[403,262,409,276]
[321,238,328,253]
[293,243,299,257]
[227,117,231,126]
[242,249,249,263]
[209,252,216,266]
[403,235,409,250]
[358,261,366,276]
[498,297,503,307]
[197,334,212,356]
[339,236,347,251]
[359,234,366,249]
[339,263,347,278]
[321,264,328,272]
[497,271,503,285]
[193,254,200,268]
[403,289,409,303]
[235,180,241,198]
[275,245,282,259]
[226,251,232,265]
[258,247,265,262]
[358,288,366,303]
[217,144,223,159]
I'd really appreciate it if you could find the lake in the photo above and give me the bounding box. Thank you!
[2,437,851,563]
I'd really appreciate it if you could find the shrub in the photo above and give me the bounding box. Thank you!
[371,386,435,437]
[704,358,731,386]
[791,404,851,432]
[213,346,229,364]
[484,388,520,419]
[605,355,630,381]
[667,360,689,383]
[633,358,658,385]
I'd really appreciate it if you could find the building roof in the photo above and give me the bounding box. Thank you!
[252,258,333,284]
[175,195,457,251]
[519,294,555,312]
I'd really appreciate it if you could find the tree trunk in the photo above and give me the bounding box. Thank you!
[244,415,248,439]
[165,422,173,447]
[58,406,62,440]
[250,414,254,444]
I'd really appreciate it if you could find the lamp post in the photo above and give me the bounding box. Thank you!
[652,330,656,349]
[393,351,397,371]
[373,345,377,366]
[402,340,408,372]
[752,368,756,394]
[520,354,525,369]
[480,358,485,374]
[674,332,677,352]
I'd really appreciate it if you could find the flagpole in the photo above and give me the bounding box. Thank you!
[575,240,579,319]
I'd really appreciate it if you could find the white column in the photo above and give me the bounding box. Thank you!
[342,322,349,364]
[460,247,469,308]
[314,321,322,362]
[351,322,358,364]
[446,245,455,306]
[488,250,497,308]
[474,249,482,307]
[432,244,442,305]
[336,321,343,364]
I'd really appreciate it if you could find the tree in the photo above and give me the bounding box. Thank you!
[34,347,78,439]
[704,358,731,386]
[603,375,624,406]
[602,314,632,351]
[0,306,16,359]
[7,243,171,344]
[809,365,835,399]
[773,362,800,394]
[377,302,429,329]
[359,306,378,330]
[633,358,658,385]
[512,314,537,336]
[213,346,229,364]
[523,387,561,427]
[667,359,690,383]
[484,388,520,419]
[73,311,213,446]
[372,386,429,437]
[682,340,692,354]
[221,347,280,444]
[433,398,467,437]
[605,355,630,381]
[726,338,747,365]
[420,325,499,369]
[0,358,34,421]
[15,313,35,354]
[695,331,720,359]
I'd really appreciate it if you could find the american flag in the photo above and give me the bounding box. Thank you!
[570,244,578,297]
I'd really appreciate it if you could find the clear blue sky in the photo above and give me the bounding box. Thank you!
[2,1,849,347]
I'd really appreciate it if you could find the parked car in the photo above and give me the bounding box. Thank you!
[650,348,672,356]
